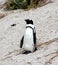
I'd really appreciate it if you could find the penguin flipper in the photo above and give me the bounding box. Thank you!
[20,36,24,48]
[33,27,36,45]
[33,32,36,45]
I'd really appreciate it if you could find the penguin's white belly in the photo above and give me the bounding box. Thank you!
[23,28,34,52]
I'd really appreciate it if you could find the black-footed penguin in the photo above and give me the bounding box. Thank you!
[20,19,37,54]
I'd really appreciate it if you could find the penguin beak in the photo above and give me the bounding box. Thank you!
[25,19,29,22]
[25,19,29,24]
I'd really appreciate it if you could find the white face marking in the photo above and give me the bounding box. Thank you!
[23,26,35,52]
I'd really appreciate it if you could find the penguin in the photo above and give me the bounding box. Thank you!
[20,19,37,54]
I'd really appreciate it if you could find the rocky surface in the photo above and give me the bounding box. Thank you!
[0,0,58,65]
[0,0,6,5]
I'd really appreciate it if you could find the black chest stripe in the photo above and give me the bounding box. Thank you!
[26,26,34,30]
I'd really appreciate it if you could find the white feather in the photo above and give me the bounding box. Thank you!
[23,24,35,52]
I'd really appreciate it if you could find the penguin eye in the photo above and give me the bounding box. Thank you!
[11,24,16,27]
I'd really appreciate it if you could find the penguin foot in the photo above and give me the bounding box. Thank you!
[23,51,31,54]
[34,47,37,52]
[23,48,37,54]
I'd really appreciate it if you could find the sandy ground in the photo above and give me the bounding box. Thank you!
[0,0,58,65]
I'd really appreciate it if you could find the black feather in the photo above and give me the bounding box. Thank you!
[20,36,24,48]
[33,27,36,45]
[33,28,37,51]
[25,19,33,24]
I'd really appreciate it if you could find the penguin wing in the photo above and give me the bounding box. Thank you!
[33,30,37,51]
[33,27,36,45]
[33,32,36,45]
[20,36,24,48]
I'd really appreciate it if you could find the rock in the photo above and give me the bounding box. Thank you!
[0,0,6,5]
[0,0,6,11]
[0,12,6,19]
[0,0,58,65]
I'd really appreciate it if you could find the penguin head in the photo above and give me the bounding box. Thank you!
[25,19,33,25]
